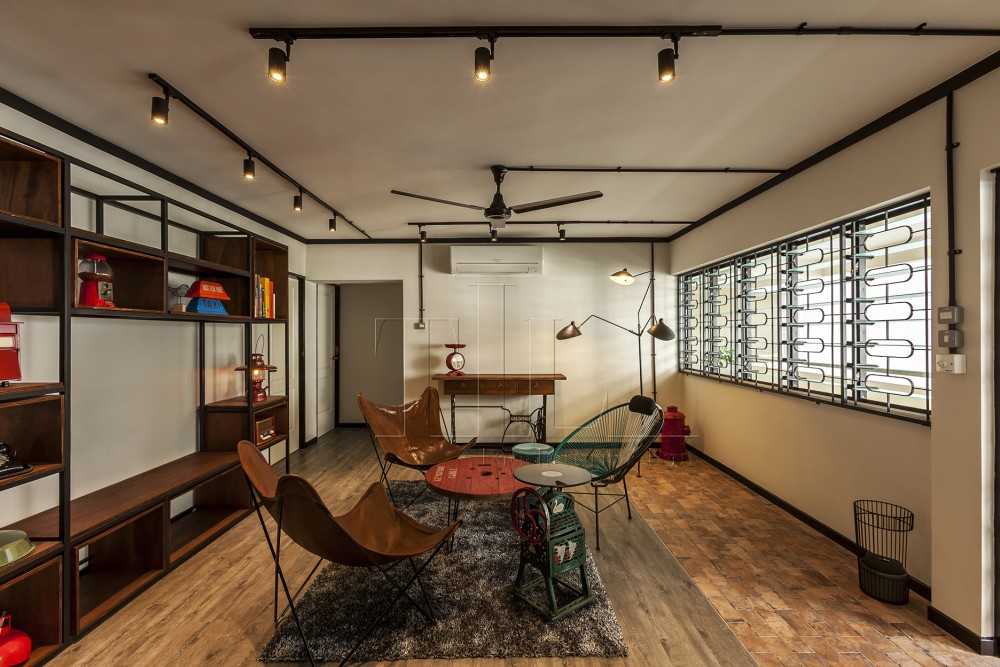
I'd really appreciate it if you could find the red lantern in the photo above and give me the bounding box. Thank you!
[0,304,22,387]
[78,253,114,308]
[235,336,278,403]
[657,405,690,461]
[0,611,31,667]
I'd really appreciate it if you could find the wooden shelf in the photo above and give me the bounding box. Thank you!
[0,540,61,585]
[73,505,166,633]
[0,236,63,310]
[257,434,287,451]
[0,463,62,493]
[169,507,248,565]
[0,382,63,403]
[12,451,238,542]
[0,555,62,663]
[73,238,166,312]
[167,311,250,324]
[167,252,250,278]
[70,228,160,257]
[0,136,61,228]
[252,237,288,320]
[205,394,287,413]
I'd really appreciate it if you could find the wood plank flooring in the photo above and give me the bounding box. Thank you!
[50,430,753,666]
[629,453,998,666]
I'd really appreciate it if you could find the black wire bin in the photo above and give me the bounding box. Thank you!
[853,499,914,605]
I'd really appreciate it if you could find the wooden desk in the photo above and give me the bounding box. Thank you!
[432,373,567,444]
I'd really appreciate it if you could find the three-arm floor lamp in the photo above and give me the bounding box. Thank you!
[556,267,674,397]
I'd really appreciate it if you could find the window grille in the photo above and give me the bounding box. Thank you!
[677,196,931,424]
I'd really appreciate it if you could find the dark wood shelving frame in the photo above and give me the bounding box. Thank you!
[0,128,292,662]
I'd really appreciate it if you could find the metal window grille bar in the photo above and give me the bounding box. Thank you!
[677,196,931,424]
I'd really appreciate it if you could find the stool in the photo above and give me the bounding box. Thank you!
[512,442,555,464]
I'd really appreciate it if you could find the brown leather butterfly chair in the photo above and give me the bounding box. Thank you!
[237,441,459,667]
[358,386,476,503]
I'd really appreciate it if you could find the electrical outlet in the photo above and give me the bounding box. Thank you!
[935,353,967,374]
[413,321,426,330]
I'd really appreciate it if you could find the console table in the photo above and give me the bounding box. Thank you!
[431,373,567,445]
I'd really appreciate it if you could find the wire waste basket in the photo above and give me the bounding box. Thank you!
[853,499,914,604]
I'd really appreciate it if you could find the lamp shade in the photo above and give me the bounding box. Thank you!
[647,318,675,341]
[556,321,583,340]
[609,268,636,286]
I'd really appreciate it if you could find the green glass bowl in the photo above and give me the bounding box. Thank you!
[0,530,35,567]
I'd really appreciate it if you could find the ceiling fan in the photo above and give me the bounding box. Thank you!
[390,165,602,228]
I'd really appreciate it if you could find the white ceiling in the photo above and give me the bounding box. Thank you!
[2,2,999,240]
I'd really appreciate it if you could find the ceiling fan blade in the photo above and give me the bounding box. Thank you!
[390,190,484,211]
[510,191,603,214]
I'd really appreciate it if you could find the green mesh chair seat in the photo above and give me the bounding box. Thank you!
[550,395,663,550]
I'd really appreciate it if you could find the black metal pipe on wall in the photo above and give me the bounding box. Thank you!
[945,93,960,309]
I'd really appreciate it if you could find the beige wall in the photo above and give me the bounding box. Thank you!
[669,69,1000,636]
[307,242,674,442]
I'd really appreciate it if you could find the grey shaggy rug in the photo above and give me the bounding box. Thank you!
[260,480,628,662]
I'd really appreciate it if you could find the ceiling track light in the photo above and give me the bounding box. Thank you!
[150,88,170,126]
[419,227,427,243]
[329,215,337,231]
[268,39,292,84]
[490,227,498,242]
[474,35,496,82]
[558,225,566,241]
[293,189,303,212]
[658,34,679,83]
[243,154,256,180]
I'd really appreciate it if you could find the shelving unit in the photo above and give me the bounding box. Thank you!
[0,129,292,662]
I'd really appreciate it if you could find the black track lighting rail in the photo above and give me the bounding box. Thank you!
[248,23,1000,42]
[407,220,690,226]
[146,73,370,239]
[500,165,785,174]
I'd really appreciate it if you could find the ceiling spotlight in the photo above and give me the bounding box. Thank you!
[150,95,169,126]
[243,155,256,180]
[610,268,637,286]
[268,44,289,84]
[419,228,427,243]
[329,215,337,232]
[658,48,676,83]
[474,43,493,82]
[293,190,303,212]
[490,228,498,242]
[558,225,566,241]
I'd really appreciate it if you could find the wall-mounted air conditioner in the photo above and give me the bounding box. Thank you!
[449,245,543,275]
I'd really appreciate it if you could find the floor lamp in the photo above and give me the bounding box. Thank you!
[556,267,674,397]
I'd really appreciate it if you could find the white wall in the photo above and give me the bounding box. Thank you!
[0,101,303,526]
[668,69,1000,637]
[303,281,318,443]
[337,282,404,424]
[316,283,335,435]
[307,242,673,443]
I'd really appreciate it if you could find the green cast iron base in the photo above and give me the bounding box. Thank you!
[512,565,595,622]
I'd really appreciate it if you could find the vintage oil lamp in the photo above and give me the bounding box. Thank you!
[0,304,21,388]
[235,336,278,403]
[77,253,114,308]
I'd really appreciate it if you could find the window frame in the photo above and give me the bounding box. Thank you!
[677,195,932,426]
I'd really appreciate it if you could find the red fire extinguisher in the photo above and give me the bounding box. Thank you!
[657,405,690,461]
[0,611,31,667]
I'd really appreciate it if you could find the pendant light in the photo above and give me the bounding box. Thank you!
[243,155,256,180]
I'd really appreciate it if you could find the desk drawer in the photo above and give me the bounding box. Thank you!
[440,378,556,396]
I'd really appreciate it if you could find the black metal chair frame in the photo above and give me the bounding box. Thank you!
[565,442,651,551]
[244,475,447,667]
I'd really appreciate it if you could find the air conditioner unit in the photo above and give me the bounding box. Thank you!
[449,244,543,275]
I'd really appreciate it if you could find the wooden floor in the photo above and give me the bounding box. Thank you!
[629,453,998,666]
[51,430,753,666]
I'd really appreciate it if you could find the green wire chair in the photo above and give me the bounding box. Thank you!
[551,395,663,550]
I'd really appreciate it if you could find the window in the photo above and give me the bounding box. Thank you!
[678,196,931,424]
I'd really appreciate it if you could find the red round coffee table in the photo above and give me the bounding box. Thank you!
[425,456,533,549]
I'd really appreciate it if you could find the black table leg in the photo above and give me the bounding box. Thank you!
[540,395,547,443]
[450,394,457,442]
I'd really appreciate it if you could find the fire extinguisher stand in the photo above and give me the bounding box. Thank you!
[657,405,690,461]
